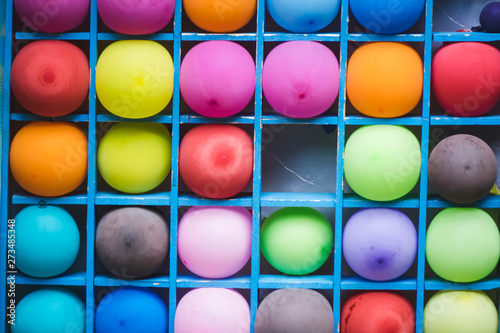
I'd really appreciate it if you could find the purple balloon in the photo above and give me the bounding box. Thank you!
[97,0,175,35]
[342,208,417,281]
[262,41,339,118]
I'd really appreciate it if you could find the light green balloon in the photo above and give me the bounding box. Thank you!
[424,290,498,333]
[426,208,500,283]
[260,207,333,275]
[344,125,421,201]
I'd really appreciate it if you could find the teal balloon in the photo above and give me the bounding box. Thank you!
[14,205,80,277]
[12,288,85,333]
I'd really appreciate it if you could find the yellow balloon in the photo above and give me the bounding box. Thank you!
[96,40,174,119]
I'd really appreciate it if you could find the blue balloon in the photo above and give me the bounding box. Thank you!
[12,288,85,333]
[266,0,341,33]
[95,287,168,333]
[349,0,425,34]
[480,2,500,33]
[14,205,80,278]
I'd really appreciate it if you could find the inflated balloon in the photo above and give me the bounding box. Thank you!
[424,291,498,333]
[12,288,85,333]
[263,41,339,118]
[178,206,251,279]
[266,0,340,33]
[255,289,334,333]
[96,207,169,279]
[341,292,415,333]
[97,122,172,194]
[14,205,80,278]
[428,134,497,203]
[432,42,500,117]
[480,2,500,33]
[349,0,425,34]
[96,40,174,119]
[95,287,168,333]
[10,122,88,197]
[347,42,423,118]
[14,0,89,32]
[180,41,256,118]
[426,208,500,283]
[343,208,417,281]
[261,207,333,275]
[179,124,253,198]
[11,40,89,117]
[98,0,174,35]
[183,0,256,32]
[343,125,421,201]
[175,288,250,333]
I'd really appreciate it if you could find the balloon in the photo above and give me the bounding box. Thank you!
[183,0,256,32]
[180,41,256,118]
[480,2,500,33]
[260,207,333,275]
[179,124,253,198]
[96,40,174,119]
[343,208,417,281]
[428,134,497,203]
[266,0,340,33]
[10,122,88,197]
[13,0,89,32]
[12,288,85,333]
[97,122,172,194]
[349,0,425,34]
[424,290,498,333]
[255,289,334,333]
[97,0,174,35]
[95,287,168,333]
[262,41,339,118]
[178,206,252,279]
[11,40,89,117]
[341,292,415,333]
[426,208,500,283]
[347,42,423,118]
[175,288,250,333]
[432,42,500,117]
[343,125,421,201]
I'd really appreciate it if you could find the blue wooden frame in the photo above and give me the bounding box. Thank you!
[2,0,500,332]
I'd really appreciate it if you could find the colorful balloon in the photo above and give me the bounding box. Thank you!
[480,2,500,33]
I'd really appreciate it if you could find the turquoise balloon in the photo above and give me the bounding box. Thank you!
[14,205,80,277]
[12,288,85,333]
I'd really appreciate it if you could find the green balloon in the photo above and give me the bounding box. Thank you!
[260,207,333,275]
[424,290,498,333]
[426,208,500,283]
[344,125,421,201]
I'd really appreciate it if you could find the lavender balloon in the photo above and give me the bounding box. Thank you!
[343,208,417,281]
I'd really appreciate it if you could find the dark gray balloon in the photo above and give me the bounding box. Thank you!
[96,207,169,279]
[255,289,334,333]
[428,134,497,203]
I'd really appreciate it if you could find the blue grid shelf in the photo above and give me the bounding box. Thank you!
[2,0,500,332]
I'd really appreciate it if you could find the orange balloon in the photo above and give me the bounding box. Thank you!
[10,122,88,197]
[347,42,423,118]
[183,0,257,32]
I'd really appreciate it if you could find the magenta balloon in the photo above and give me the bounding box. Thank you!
[97,0,175,35]
[180,41,256,118]
[14,0,89,32]
[343,208,417,281]
[263,41,339,118]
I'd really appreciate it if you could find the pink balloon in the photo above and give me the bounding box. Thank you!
[178,206,252,279]
[263,41,340,118]
[175,288,250,333]
[97,0,175,35]
[180,41,256,118]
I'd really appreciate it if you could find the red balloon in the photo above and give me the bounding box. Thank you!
[179,125,253,199]
[11,40,89,117]
[341,292,415,333]
[432,42,500,117]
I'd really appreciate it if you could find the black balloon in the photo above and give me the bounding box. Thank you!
[428,134,497,203]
